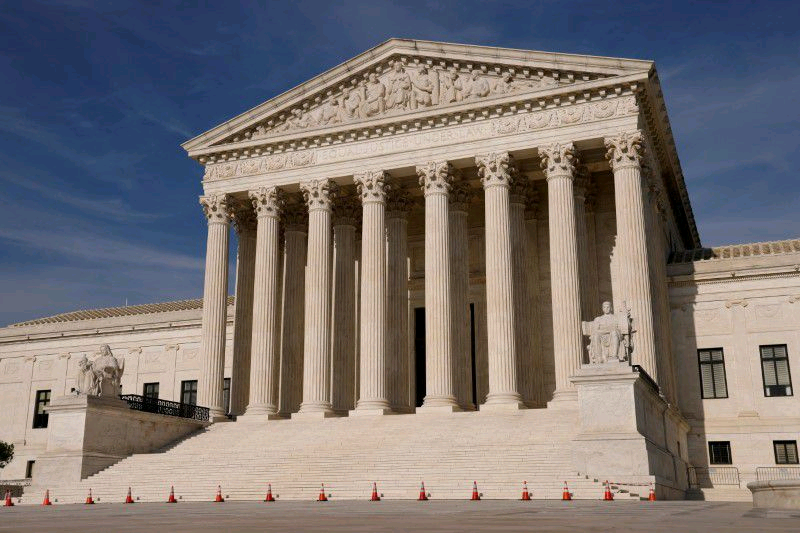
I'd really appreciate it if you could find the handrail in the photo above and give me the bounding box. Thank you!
[119,394,210,422]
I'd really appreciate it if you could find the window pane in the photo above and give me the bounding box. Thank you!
[776,443,788,463]
[788,443,799,464]
[699,350,711,363]
[700,365,715,398]
[709,442,732,464]
[774,345,788,359]
[776,360,791,386]
[711,349,724,362]
[761,346,775,360]
[763,361,778,386]
[712,363,727,397]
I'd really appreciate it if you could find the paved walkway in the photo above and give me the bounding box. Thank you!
[2,500,799,532]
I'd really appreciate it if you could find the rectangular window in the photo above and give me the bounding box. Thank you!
[709,441,732,465]
[25,460,35,479]
[760,345,793,397]
[698,348,728,399]
[223,378,231,415]
[774,441,799,465]
[32,389,51,429]
[181,380,197,406]
[143,382,159,400]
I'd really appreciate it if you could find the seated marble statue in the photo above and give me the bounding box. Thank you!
[73,345,125,397]
[581,301,632,364]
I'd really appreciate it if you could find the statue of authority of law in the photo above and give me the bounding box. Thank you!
[581,301,633,364]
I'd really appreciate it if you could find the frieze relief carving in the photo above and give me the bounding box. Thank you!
[204,95,638,182]
[218,59,566,145]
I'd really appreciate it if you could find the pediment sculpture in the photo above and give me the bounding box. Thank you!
[222,59,561,144]
[74,344,125,397]
[581,301,633,364]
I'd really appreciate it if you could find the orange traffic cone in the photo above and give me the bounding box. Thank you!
[318,483,328,502]
[3,490,14,507]
[470,481,480,501]
[264,483,275,502]
[521,481,531,501]
[85,488,94,505]
[42,490,52,506]
[167,486,177,503]
[648,484,657,501]
[370,482,380,501]
[561,481,572,501]
[124,487,134,504]
[603,480,614,501]
[214,485,224,503]
[418,481,428,501]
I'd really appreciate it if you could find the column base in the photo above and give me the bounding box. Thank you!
[416,404,462,415]
[208,407,230,423]
[349,408,394,417]
[292,410,340,420]
[479,401,526,412]
[239,408,286,422]
[547,389,579,409]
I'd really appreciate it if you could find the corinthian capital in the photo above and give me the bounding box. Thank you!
[199,194,230,224]
[249,186,284,219]
[604,130,644,171]
[417,161,456,195]
[538,142,577,180]
[300,178,338,210]
[476,151,516,188]
[354,170,390,203]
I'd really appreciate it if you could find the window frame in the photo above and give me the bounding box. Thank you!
[180,380,198,406]
[32,389,51,429]
[708,441,732,465]
[697,348,729,399]
[143,382,160,401]
[222,377,231,415]
[774,440,799,465]
[759,344,793,397]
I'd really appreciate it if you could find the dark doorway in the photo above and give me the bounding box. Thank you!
[414,307,426,407]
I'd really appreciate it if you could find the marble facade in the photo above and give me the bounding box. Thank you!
[1,40,798,501]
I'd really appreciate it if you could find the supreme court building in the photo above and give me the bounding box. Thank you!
[1,40,799,503]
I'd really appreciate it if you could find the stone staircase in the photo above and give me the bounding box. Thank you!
[21,408,643,504]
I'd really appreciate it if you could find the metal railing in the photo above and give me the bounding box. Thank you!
[687,466,740,488]
[756,467,800,481]
[119,395,210,422]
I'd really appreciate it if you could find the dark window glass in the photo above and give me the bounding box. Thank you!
[181,380,197,406]
[709,441,732,465]
[32,389,51,429]
[698,349,728,399]
[760,345,793,397]
[774,441,799,465]
[223,378,231,415]
[25,460,35,479]
[143,382,159,400]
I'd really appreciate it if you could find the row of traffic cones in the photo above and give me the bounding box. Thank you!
[16,481,657,506]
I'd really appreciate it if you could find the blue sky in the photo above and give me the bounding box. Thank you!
[1,0,799,326]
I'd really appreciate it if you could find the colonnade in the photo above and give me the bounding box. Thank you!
[196,130,662,420]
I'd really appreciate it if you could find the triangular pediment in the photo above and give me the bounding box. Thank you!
[182,39,653,157]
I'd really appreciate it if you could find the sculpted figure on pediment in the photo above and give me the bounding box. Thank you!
[317,98,341,126]
[385,61,413,110]
[411,64,437,109]
[440,68,463,104]
[361,73,386,117]
[340,86,362,120]
[464,70,491,100]
[277,108,310,132]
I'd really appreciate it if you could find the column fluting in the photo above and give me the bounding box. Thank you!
[298,179,337,415]
[331,195,359,413]
[605,131,658,384]
[245,187,283,416]
[525,193,545,406]
[449,180,474,410]
[476,152,524,407]
[198,194,231,420]
[574,169,593,328]
[387,188,412,412]
[539,143,583,400]
[417,161,459,410]
[230,203,257,416]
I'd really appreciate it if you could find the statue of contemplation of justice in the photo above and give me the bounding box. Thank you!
[581,301,633,364]
[73,344,125,397]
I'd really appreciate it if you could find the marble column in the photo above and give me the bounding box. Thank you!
[525,192,545,406]
[330,195,359,413]
[198,194,231,420]
[352,170,391,414]
[476,152,524,408]
[297,179,337,416]
[416,161,459,411]
[387,188,412,412]
[245,187,283,416]
[574,168,593,329]
[510,180,536,408]
[230,203,257,416]
[584,184,601,319]
[278,200,307,416]
[539,143,583,402]
[605,131,658,384]
[449,180,474,410]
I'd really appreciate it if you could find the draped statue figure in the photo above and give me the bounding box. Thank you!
[581,301,632,364]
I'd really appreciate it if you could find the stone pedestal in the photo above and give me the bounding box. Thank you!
[36,395,207,485]
[570,363,689,499]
